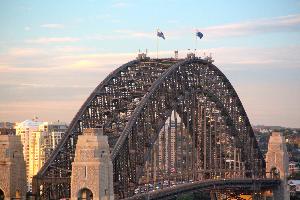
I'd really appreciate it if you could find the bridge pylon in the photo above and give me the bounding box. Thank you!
[71,128,114,200]
[0,135,27,200]
[266,131,290,200]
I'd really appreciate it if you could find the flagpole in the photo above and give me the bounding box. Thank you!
[156,28,159,60]
[195,29,197,55]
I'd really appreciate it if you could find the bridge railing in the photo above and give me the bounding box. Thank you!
[134,169,269,195]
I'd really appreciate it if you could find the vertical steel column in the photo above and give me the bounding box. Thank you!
[167,115,172,185]
[213,114,218,178]
[203,103,207,174]
[162,125,166,173]
[180,102,184,182]
[212,113,216,178]
[174,111,178,181]
[153,142,157,187]
[238,148,242,177]
[197,103,202,180]
[185,103,190,181]
[146,160,150,192]
[209,107,212,179]
[234,148,237,178]
[191,94,196,181]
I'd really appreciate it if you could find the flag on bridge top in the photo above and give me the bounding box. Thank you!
[157,30,165,40]
[196,31,203,39]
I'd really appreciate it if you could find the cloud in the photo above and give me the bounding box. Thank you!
[1,46,299,127]
[112,2,128,8]
[24,26,31,31]
[93,14,120,23]
[1,45,300,73]
[58,52,136,70]
[18,83,94,89]
[70,60,99,68]
[84,14,300,42]
[167,19,179,24]
[26,37,80,44]
[207,46,300,70]
[87,30,153,41]
[158,14,300,40]
[7,48,45,57]
[0,100,84,123]
[0,46,137,72]
[199,14,300,39]
[87,14,300,41]
[0,65,9,72]
[54,46,91,53]
[114,30,153,38]
[40,24,64,29]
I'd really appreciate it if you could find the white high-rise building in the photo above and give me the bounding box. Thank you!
[158,120,178,171]
[15,120,67,191]
[15,119,43,191]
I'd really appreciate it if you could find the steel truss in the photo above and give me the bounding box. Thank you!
[33,57,265,199]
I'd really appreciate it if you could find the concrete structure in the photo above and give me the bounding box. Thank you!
[0,135,26,199]
[266,132,290,200]
[71,128,114,200]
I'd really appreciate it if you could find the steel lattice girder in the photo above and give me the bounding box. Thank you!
[33,58,265,199]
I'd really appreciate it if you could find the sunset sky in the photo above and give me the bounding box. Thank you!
[0,0,300,128]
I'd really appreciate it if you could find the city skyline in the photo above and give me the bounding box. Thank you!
[1,0,300,128]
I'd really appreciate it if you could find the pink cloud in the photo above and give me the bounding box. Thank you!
[40,24,64,29]
[7,48,45,57]
[200,14,300,39]
[26,37,80,44]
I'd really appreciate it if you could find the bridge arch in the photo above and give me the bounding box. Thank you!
[33,57,265,199]
[111,58,265,197]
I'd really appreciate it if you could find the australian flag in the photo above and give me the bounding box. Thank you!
[196,31,203,39]
[157,30,165,40]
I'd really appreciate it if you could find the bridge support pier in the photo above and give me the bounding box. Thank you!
[70,128,114,200]
[0,135,27,200]
[266,132,290,200]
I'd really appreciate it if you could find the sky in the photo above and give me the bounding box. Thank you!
[0,0,300,128]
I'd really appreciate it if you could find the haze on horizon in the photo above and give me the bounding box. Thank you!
[0,0,300,128]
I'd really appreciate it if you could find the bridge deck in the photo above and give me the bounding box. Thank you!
[124,178,281,200]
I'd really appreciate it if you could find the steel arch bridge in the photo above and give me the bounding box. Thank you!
[33,55,269,199]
